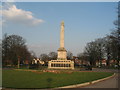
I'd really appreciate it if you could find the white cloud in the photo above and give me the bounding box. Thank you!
[2,4,44,26]
[4,0,16,2]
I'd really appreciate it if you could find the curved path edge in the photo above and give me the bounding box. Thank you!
[54,73,116,89]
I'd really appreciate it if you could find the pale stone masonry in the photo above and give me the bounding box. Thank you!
[48,21,74,69]
[57,21,67,60]
[60,21,65,48]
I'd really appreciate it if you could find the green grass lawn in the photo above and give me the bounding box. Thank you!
[2,69,113,89]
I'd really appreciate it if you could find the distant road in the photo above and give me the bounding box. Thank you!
[79,68,119,88]
[92,68,119,73]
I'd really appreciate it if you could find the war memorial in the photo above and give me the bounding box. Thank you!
[48,21,74,69]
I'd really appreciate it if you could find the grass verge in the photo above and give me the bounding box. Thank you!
[2,69,113,89]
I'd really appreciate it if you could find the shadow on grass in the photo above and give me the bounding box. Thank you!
[46,78,53,88]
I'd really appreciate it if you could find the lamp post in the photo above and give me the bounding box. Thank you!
[18,56,20,69]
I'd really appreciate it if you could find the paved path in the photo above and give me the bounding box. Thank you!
[83,73,118,88]
[78,68,119,88]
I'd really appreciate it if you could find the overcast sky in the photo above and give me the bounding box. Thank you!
[2,2,117,57]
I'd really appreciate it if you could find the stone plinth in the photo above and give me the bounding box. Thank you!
[57,47,67,60]
[48,60,74,70]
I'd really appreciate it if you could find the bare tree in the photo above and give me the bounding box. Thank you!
[77,52,88,65]
[48,52,57,60]
[2,34,31,66]
[67,51,73,60]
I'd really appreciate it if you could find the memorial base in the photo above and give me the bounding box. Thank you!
[48,60,74,70]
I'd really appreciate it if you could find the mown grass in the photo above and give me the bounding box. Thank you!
[2,69,113,89]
